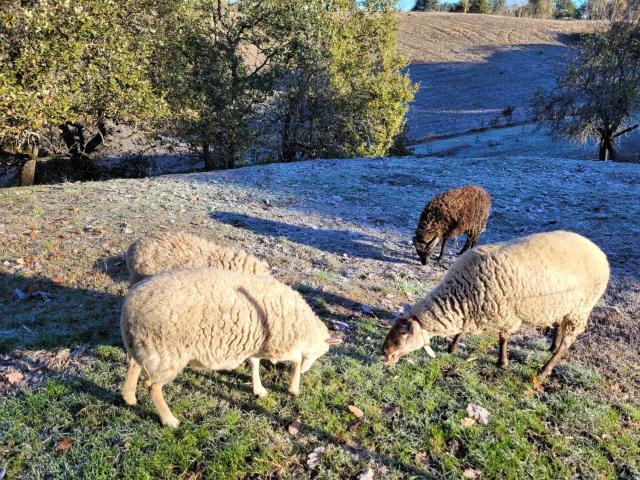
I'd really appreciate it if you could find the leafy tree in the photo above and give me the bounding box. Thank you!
[555,0,577,17]
[528,0,555,17]
[413,0,441,10]
[533,22,640,161]
[0,0,164,183]
[491,0,508,14]
[470,0,490,13]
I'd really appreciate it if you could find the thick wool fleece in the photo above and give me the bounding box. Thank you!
[414,185,491,261]
[412,230,610,340]
[126,231,269,284]
[121,268,335,426]
[121,268,331,375]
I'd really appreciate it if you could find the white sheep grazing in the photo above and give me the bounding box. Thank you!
[126,231,269,285]
[382,230,609,379]
[121,268,341,428]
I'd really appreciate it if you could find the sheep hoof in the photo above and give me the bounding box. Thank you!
[288,387,300,397]
[122,393,137,406]
[161,415,180,429]
[497,360,508,369]
[254,387,269,398]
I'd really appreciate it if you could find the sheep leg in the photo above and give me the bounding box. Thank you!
[436,238,447,262]
[458,236,472,255]
[249,357,268,398]
[288,355,303,396]
[448,333,463,353]
[550,323,564,353]
[539,340,569,380]
[497,331,509,368]
[150,383,180,428]
[122,356,141,406]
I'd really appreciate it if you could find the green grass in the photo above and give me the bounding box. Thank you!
[1,316,639,479]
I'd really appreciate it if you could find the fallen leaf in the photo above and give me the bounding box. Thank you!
[358,467,376,480]
[531,373,545,393]
[15,257,25,265]
[50,275,64,285]
[461,417,476,428]
[415,451,429,465]
[288,418,301,436]
[466,404,491,425]
[55,438,73,452]
[49,251,65,260]
[348,405,364,418]
[29,230,40,239]
[4,371,23,384]
[306,446,325,469]
[462,468,481,479]
[347,418,364,431]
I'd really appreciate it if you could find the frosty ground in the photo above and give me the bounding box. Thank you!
[1,147,639,478]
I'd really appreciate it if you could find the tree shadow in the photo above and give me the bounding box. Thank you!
[212,211,411,264]
[0,272,123,353]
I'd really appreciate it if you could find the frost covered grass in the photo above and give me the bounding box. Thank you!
[1,153,639,478]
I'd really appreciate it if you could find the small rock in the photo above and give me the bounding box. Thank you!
[462,468,481,479]
[306,446,325,469]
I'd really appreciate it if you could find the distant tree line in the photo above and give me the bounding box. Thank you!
[0,0,417,184]
[413,0,638,19]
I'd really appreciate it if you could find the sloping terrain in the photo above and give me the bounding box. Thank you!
[398,13,599,138]
[1,153,639,478]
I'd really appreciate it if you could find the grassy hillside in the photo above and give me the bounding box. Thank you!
[398,13,599,138]
[1,153,639,478]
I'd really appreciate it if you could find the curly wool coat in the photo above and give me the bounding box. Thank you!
[413,185,491,264]
[126,231,269,284]
[120,268,335,427]
[385,230,610,378]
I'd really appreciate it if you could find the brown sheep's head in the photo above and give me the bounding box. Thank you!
[412,235,438,265]
[382,316,436,365]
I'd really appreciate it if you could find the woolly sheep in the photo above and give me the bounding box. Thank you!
[413,185,491,264]
[126,231,269,285]
[121,268,341,427]
[383,230,609,380]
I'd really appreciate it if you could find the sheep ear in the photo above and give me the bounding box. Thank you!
[326,337,342,345]
[409,320,421,337]
[424,345,437,359]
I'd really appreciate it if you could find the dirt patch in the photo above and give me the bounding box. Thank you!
[0,347,93,397]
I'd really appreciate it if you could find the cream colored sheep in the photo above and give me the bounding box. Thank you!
[121,268,341,428]
[383,231,609,379]
[126,231,269,285]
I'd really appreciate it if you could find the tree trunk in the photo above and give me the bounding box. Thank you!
[19,145,38,187]
[599,134,616,161]
[202,141,214,171]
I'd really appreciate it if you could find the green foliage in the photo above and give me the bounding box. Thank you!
[413,0,441,11]
[555,0,577,17]
[470,0,491,13]
[528,0,555,17]
[0,0,164,155]
[533,21,640,160]
[327,0,417,158]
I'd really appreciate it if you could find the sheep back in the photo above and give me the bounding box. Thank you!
[126,231,269,284]
[413,230,610,336]
[416,185,491,240]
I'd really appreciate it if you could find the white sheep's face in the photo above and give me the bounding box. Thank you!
[382,317,436,365]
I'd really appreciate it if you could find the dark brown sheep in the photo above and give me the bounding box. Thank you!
[412,185,491,265]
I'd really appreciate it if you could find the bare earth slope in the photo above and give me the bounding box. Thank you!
[398,13,598,138]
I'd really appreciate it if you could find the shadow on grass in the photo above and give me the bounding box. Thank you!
[0,272,123,353]
[212,211,411,264]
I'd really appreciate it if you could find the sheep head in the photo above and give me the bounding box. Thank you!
[412,235,438,266]
[382,316,435,365]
